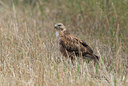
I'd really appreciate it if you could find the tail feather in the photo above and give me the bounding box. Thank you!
[94,55,99,61]
[82,52,99,61]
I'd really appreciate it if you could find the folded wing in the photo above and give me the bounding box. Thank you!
[59,34,99,61]
[59,34,93,55]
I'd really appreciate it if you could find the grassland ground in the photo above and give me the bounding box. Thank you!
[0,0,127,86]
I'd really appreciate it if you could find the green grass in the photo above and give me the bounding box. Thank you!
[0,0,127,86]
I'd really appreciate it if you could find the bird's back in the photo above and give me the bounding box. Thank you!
[59,31,92,55]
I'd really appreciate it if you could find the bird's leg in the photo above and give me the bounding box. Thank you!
[69,53,76,66]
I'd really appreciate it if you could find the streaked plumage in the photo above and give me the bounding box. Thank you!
[54,23,99,63]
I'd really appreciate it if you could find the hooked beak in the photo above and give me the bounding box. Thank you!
[54,24,58,29]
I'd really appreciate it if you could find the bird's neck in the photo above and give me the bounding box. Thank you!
[56,30,66,38]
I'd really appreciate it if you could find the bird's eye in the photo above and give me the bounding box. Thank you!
[58,25,61,26]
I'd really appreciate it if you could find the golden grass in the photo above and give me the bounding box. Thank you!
[0,0,127,86]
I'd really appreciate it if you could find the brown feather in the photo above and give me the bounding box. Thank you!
[54,23,99,63]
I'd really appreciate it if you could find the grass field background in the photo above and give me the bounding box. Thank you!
[0,0,128,86]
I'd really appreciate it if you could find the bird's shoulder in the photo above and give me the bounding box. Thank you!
[61,31,81,43]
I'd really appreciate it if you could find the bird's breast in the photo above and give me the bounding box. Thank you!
[56,34,61,49]
[56,31,59,37]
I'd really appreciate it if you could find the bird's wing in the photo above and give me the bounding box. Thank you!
[59,34,93,54]
[79,40,93,53]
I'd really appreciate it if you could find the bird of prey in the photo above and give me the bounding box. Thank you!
[54,23,99,63]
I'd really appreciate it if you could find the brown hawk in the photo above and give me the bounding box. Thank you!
[54,23,99,63]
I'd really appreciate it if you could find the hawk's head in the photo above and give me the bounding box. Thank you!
[54,23,66,31]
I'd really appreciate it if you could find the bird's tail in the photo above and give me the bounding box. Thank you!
[94,54,99,61]
[82,52,99,62]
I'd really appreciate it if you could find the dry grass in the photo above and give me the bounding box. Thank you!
[0,0,128,86]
